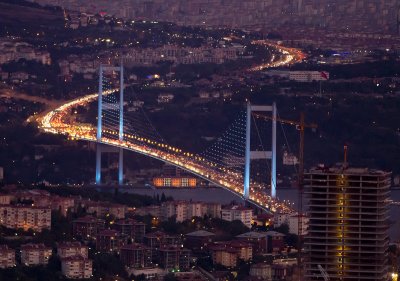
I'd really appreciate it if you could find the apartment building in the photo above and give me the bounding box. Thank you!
[120,243,153,269]
[0,245,15,269]
[57,242,88,259]
[61,256,93,279]
[0,205,51,231]
[21,243,52,266]
[221,205,253,228]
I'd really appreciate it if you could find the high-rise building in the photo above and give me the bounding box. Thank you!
[304,166,391,281]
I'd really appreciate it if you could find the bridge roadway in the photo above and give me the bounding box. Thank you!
[37,41,304,214]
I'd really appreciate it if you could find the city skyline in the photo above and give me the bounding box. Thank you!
[0,0,399,280]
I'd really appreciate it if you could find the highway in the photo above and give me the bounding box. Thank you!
[249,40,306,71]
[36,43,304,214]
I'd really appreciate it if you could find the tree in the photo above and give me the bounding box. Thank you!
[164,273,178,281]
[47,255,61,271]
[91,253,128,279]
[285,233,299,247]
[275,223,289,235]
[131,274,146,281]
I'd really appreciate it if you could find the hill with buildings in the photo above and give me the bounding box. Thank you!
[30,0,400,34]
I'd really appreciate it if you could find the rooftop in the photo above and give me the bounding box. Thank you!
[222,205,252,211]
[236,231,268,239]
[307,165,390,176]
[185,230,215,237]
[61,255,91,262]
[98,229,121,236]
[56,242,85,249]
[120,243,149,251]
[21,243,51,250]
[265,231,285,237]
[0,245,12,251]
[115,218,145,225]
[73,215,103,223]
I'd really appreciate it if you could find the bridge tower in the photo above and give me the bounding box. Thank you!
[244,103,277,199]
[96,64,124,185]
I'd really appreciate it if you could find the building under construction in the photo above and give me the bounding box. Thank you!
[304,165,391,281]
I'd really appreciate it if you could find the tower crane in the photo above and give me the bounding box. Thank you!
[318,265,330,281]
[253,112,318,277]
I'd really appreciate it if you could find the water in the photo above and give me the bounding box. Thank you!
[123,187,400,241]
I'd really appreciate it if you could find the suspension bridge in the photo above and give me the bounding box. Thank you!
[38,43,304,214]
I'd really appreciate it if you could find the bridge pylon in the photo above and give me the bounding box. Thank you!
[244,102,277,199]
[95,64,124,185]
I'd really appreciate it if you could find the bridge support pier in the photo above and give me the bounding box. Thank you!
[95,144,123,185]
[96,144,102,185]
[118,148,123,185]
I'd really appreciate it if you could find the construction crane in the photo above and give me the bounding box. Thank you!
[318,265,330,281]
[253,112,318,278]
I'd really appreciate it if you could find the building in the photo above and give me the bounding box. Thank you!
[273,212,309,235]
[61,255,93,279]
[0,245,15,268]
[266,231,286,253]
[72,215,105,240]
[159,201,221,222]
[235,231,268,254]
[161,201,188,222]
[153,177,197,188]
[135,205,161,218]
[51,197,75,216]
[252,214,273,228]
[86,202,126,219]
[157,93,174,104]
[96,229,127,253]
[7,190,74,217]
[272,263,295,281]
[264,70,330,82]
[144,231,181,260]
[209,244,238,268]
[205,203,221,218]
[128,267,165,280]
[304,166,391,281]
[283,151,299,166]
[288,71,329,82]
[209,241,253,267]
[221,205,253,228]
[113,219,146,242]
[120,243,153,269]
[21,243,52,266]
[0,194,13,205]
[184,230,215,252]
[159,245,191,271]
[250,263,272,280]
[0,205,51,231]
[57,242,88,259]
[273,213,291,228]
[287,214,309,236]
